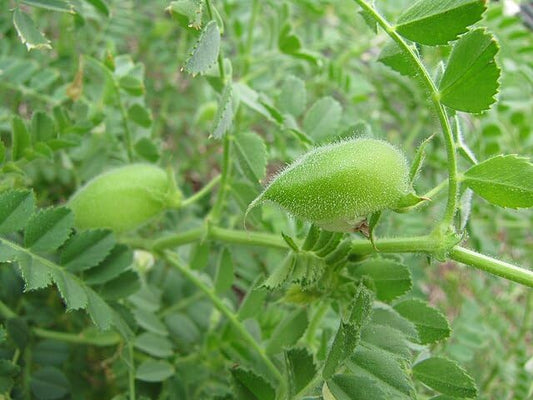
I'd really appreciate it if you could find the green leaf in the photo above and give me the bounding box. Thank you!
[128,104,152,128]
[214,248,234,294]
[118,75,144,96]
[285,348,317,396]
[351,258,412,302]
[347,347,415,399]
[164,313,200,347]
[279,76,307,117]
[18,253,53,291]
[463,155,533,208]
[262,254,294,290]
[98,270,141,300]
[371,306,419,342]
[84,0,109,16]
[323,284,373,379]
[135,332,173,358]
[21,0,75,13]
[0,140,5,164]
[6,318,30,350]
[413,357,477,398]
[378,42,417,76]
[238,284,267,320]
[212,82,234,139]
[50,269,88,310]
[24,207,73,252]
[0,242,19,263]
[11,116,32,160]
[303,97,342,141]
[0,190,35,234]
[231,367,275,400]
[134,138,160,162]
[396,0,487,46]
[12,8,52,51]
[167,0,204,29]
[184,20,220,75]
[85,244,133,285]
[136,360,175,382]
[133,307,168,336]
[439,29,500,113]
[394,299,451,344]
[30,367,70,400]
[278,23,302,54]
[409,134,435,183]
[61,229,116,272]
[327,375,386,400]
[361,323,410,359]
[234,131,266,184]
[85,287,113,330]
[266,308,308,354]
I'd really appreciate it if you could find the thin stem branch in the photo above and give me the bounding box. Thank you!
[163,252,283,384]
[181,174,221,208]
[449,247,533,288]
[127,342,136,400]
[208,135,232,223]
[352,0,459,229]
[33,328,121,347]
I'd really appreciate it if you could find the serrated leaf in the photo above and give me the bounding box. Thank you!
[279,76,307,117]
[214,248,234,294]
[463,155,533,208]
[135,332,173,358]
[17,253,53,291]
[61,229,115,272]
[303,97,342,141]
[323,284,373,379]
[184,20,220,75]
[50,269,88,310]
[371,306,419,342]
[327,375,386,400]
[0,242,21,263]
[231,367,276,400]
[266,309,308,354]
[11,116,32,161]
[285,348,317,396]
[396,0,487,46]
[167,0,203,29]
[378,42,417,76]
[351,258,412,302]
[439,29,500,113]
[21,0,75,13]
[85,244,133,285]
[24,207,73,252]
[394,299,450,344]
[0,190,35,234]
[30,367,70,400]
[12,8,52,51]
[136,360,175,382]
[262,254,295,290]
[413,357,477,398]
[211,82,233,139]
[85,287,113,330]
[234,131,266,184]
[347,347,415,399]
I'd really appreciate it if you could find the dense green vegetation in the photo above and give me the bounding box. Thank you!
[0,0,532,399]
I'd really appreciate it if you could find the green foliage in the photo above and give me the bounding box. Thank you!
[0,0,531,398]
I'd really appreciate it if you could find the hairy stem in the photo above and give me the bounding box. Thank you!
[352,0,459,229]
[163,252,283,384]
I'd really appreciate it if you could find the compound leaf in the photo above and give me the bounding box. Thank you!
[463,155,533,208]
[0,190,35,234]
[50,269,88,310]
[327,375,387,400]
[61,229,115,272]
[231,367,276,400]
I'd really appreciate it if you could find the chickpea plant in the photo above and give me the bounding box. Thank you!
[0,0,532,399]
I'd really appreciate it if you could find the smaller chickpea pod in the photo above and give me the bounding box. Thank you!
[247,138,411,232]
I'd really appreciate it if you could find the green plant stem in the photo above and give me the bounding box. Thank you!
[353,0,459,229]
[181,174,221,208]
[242,0,260,75]
[449,247,533,288]
[127,341,136,400]
[304,302,329,344]
[114,82,135,162]
[33,328,121,346]
[163,251,283,385]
